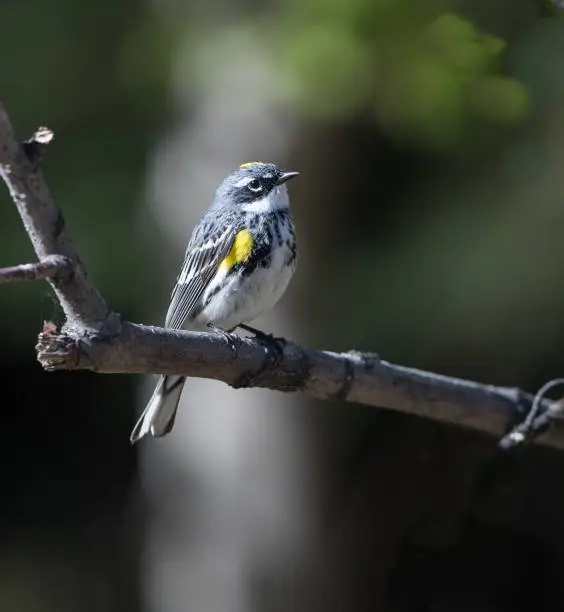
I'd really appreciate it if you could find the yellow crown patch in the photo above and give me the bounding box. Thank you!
[239,161,264,168]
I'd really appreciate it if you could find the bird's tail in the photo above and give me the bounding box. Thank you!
[130,375,186,444]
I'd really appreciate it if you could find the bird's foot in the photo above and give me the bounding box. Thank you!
[237,323,286,365]
[231,324,286,388]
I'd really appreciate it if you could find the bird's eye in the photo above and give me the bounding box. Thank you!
[248,179,262,192]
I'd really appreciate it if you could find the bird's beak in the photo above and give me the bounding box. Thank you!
[276,171,299,185]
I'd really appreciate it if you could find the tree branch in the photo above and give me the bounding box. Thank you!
[0,108,118,334]
[36,320,560,445]
[0,99,561,448]
[0,255,73,283]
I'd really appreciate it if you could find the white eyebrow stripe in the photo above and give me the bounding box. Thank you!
[234,176,255,188]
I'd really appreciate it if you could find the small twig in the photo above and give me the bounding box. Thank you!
[21,126,54,167]
[0,254,72,284]
[498,378,564,450]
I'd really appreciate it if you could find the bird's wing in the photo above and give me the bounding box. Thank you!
[165,224,237,330]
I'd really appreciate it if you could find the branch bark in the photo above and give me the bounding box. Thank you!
[0,100,561,448]
[0,110,117,334]
[0,254,73,283]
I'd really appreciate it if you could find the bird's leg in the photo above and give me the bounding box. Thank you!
[207,323,238,356]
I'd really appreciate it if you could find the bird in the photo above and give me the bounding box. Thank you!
[130,161,299,443]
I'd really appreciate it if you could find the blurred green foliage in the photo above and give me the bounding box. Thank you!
[0,0,174,352]
[274,3,529,147]
[541,0,564,16]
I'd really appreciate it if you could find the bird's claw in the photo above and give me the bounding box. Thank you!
[231,325,286,388]
[237,323,286,366]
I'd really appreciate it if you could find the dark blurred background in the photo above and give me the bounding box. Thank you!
[2,0,564,610]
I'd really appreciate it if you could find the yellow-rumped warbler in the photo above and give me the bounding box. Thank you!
[130,162,299,443]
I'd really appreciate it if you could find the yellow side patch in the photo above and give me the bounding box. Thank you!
[239,161,264,168]
[218,229,254,273]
